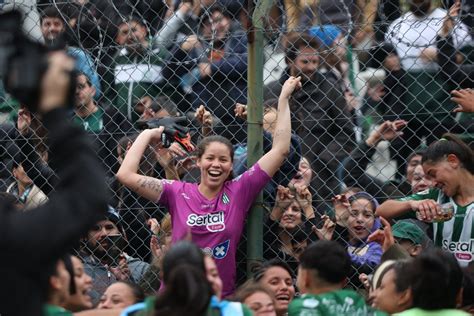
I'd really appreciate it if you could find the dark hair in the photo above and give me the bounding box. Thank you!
[45,253,76,300]
[407,249,463,310]
[233,282,275,304]
[348,191,380,211]
[407,150,425,166]
[367,43,397,69]
[290,225,309,244]
[253,258,295,281]
[154,242,212,316]
[76,71,92,87]
[462,268,474,308]
[208,4,233,20]
[40,6,64,23]
[149,95,179,117]
[197,135,234,161]
[422,134,474,174]
[114,281,145,303]
[285,33,320,64]
[0,192,19,206]
[161,241,206,284]
[299,240,351,285]
[118,15,147,28]
[391,260,412,293]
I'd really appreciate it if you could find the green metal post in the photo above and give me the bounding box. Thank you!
[246,0,274,277]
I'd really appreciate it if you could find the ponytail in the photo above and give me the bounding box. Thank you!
[422,133,474,174]
[154,264,212,316]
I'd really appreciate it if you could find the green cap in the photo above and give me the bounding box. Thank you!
[392,220,425,245]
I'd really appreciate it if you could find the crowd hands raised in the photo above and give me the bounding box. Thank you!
[0,0,474,315]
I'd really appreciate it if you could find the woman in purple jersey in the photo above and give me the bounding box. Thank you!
[117,76,301,296]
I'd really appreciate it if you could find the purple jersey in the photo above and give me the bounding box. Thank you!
[158,163,271,297]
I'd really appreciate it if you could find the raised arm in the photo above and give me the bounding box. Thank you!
[116,127,166,202]
[376,199,415,219]
[258,76,301,177]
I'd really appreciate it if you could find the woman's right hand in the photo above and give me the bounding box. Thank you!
[332,194,350,224]
[367,217,395,252]
[410,199,442,222]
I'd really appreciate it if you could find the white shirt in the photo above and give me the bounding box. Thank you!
[386,8,471,71]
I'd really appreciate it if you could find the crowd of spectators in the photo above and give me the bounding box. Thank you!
[0,0,474,315]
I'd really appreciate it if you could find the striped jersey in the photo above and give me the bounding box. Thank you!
[400,188,474,267]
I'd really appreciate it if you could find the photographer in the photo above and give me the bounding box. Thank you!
[0,51,108,315]
[79,208,149,306]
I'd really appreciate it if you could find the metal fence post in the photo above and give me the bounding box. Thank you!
[246,0,274,277]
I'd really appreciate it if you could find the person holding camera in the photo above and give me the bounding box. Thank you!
[0,51,109,316]
[80,208,149,306]
[117,76,300,297]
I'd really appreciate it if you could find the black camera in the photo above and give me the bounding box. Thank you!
[0,10,73,112]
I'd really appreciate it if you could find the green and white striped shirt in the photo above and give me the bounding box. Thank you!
[400,188,474,267]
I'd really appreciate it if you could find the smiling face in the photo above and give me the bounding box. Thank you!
[117,20,148,51]
[41,17,65,41]
[406,154,422,183]
[289,158,313,188]
[197,141,233,193]
[65,256,93,311]
[347,198,375,242]
[423,157,460,197]
[86,220,120,256]
[279,201,303,230]
[260,267,295,315]
[244,291,277,316]
[289,47,319,82]
[411,164,433,193]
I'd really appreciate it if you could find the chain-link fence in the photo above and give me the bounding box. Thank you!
[0,0,473,308]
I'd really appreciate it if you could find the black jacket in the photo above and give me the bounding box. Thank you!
[437,35,474,89]
[342,141,411,202]
[0,108,108,316]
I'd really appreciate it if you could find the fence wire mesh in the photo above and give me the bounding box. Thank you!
[0,0,473,307]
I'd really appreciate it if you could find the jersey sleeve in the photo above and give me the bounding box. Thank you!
[396,188,440,219]
[157,180,178,209]
[228,163,272,213]
[398,188,440,202]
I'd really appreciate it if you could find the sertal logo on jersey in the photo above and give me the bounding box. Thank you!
[442,239,474,261]
[186,211,225,232]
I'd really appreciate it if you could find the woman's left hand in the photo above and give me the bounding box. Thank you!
[280,76,302,100]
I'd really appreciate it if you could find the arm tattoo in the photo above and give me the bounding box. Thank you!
[137,178,163,193]
[274,129,284,138]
